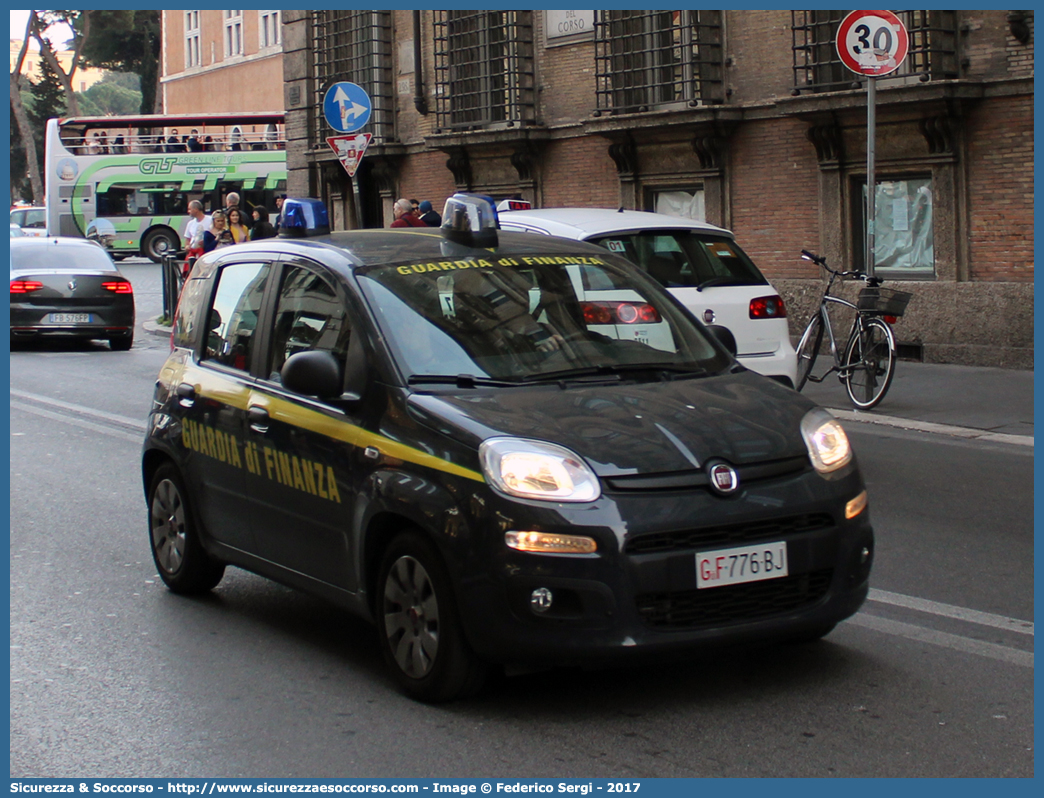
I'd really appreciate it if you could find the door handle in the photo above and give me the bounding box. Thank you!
[247,406,270,434]
[175,382,196,407]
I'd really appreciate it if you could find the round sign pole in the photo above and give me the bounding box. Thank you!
[836,10,909,278]
[867,75,877,278]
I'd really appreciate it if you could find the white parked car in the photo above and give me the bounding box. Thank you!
[498,207,798,387]
[10,207,47,237]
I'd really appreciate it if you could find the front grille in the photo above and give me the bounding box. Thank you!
[636,569,833,629]
[625,513,834,555]
[605,455,809,493]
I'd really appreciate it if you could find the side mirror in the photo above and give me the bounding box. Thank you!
[281,350,346,399]
[706,324,738,357]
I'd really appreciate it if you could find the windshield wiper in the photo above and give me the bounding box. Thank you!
[521,363,707,383]
[695,276,735,291]
[407,373,522,388]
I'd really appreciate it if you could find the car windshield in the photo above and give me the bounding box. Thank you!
[10,242,117,272]
[356,250,730,383]
[586,231,768,290]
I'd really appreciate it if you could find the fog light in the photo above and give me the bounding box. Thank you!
[505,531,597,554]
[530,588,553,613]
[845,490,868,519]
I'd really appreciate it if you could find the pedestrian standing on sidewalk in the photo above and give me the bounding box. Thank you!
[226,207,251,244]
[390,198,427,228]
[183,200,212,273]
[203,211,235,252]
[273,194,287,233]
[250,207,277,241]
[418,200,442,227]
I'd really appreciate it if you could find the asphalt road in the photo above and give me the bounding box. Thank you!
[8,261,1033,778]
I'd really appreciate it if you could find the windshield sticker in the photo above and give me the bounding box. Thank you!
[605,240,627,253]
[392,255,605,277]
[710,243,736,258]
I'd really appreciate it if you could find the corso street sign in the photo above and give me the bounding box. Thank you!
[323,82,372,133]
[836,10,909,77]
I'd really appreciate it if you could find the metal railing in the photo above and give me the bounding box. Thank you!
[594,10,724,114]
[433,10,535,130]
[160,252,191,324]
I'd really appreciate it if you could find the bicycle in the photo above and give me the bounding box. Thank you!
[794,250,912,410]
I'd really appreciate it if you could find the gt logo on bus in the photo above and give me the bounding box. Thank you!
[139,158,176,175]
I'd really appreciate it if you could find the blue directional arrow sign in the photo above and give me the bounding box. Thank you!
[323,82,372,133]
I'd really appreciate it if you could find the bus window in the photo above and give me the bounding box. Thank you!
[98,184,189,217]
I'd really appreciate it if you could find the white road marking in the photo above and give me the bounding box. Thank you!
[10,401,143,444]
[826,408,1033,447]
[868,588,1033,635]
[10,389,147,431]
[848,614,1033,669]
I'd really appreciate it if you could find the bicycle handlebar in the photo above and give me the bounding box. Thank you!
[800,250,879,284]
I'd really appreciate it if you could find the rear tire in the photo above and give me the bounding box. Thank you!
[376,531,488,702]
[843,317,896,410]
[109,333,133,351]
[142,228,179,263]
[148,463,225,594]
[794,314,824,391]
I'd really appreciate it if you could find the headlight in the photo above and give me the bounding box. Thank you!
[479,438,601,502]
[801,408,852,473]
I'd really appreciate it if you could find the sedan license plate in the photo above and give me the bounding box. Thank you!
[696,541,788,589]
[49,313,91,324]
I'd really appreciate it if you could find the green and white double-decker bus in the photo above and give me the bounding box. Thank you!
[45,112,287,261]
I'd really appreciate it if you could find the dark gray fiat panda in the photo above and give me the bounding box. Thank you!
[142,195,873,702]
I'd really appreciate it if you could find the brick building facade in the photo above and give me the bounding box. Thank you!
[161,10,284,116]
[281,10,1033,368]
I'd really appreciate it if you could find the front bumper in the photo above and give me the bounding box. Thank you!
[453,465,872,665]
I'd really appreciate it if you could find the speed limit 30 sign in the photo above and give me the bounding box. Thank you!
[836,10,909,76]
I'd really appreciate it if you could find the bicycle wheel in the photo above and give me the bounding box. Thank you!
[843,317,896,409]
[794,313,825,391]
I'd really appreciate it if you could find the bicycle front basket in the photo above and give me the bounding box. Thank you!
[857,286,912,317]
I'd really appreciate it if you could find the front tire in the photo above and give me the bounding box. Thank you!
[794,313,824,391]
[148,463,225,594]
[376,531,488,702]
[843,317,896,409]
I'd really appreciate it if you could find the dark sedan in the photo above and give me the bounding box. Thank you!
[10,237,135,350]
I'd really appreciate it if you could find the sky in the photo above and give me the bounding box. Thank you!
[10,9,74,47]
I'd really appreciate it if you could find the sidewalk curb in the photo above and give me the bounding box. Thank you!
[143,321,171,337]
[826,408,1034,448]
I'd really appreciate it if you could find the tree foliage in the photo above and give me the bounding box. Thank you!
[25,57,68,182]
[77,82,142,117]
[78,10,161,114]
[30,10,85,116]
[10,16,43,204]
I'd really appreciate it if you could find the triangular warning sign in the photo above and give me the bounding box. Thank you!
[327,133,372,178]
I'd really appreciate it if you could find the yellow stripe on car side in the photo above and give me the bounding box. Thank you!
[177,365,485,484]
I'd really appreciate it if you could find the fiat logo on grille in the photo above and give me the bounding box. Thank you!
[707,461,739,495]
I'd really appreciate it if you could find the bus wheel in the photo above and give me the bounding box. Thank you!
[142,229,179,263]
